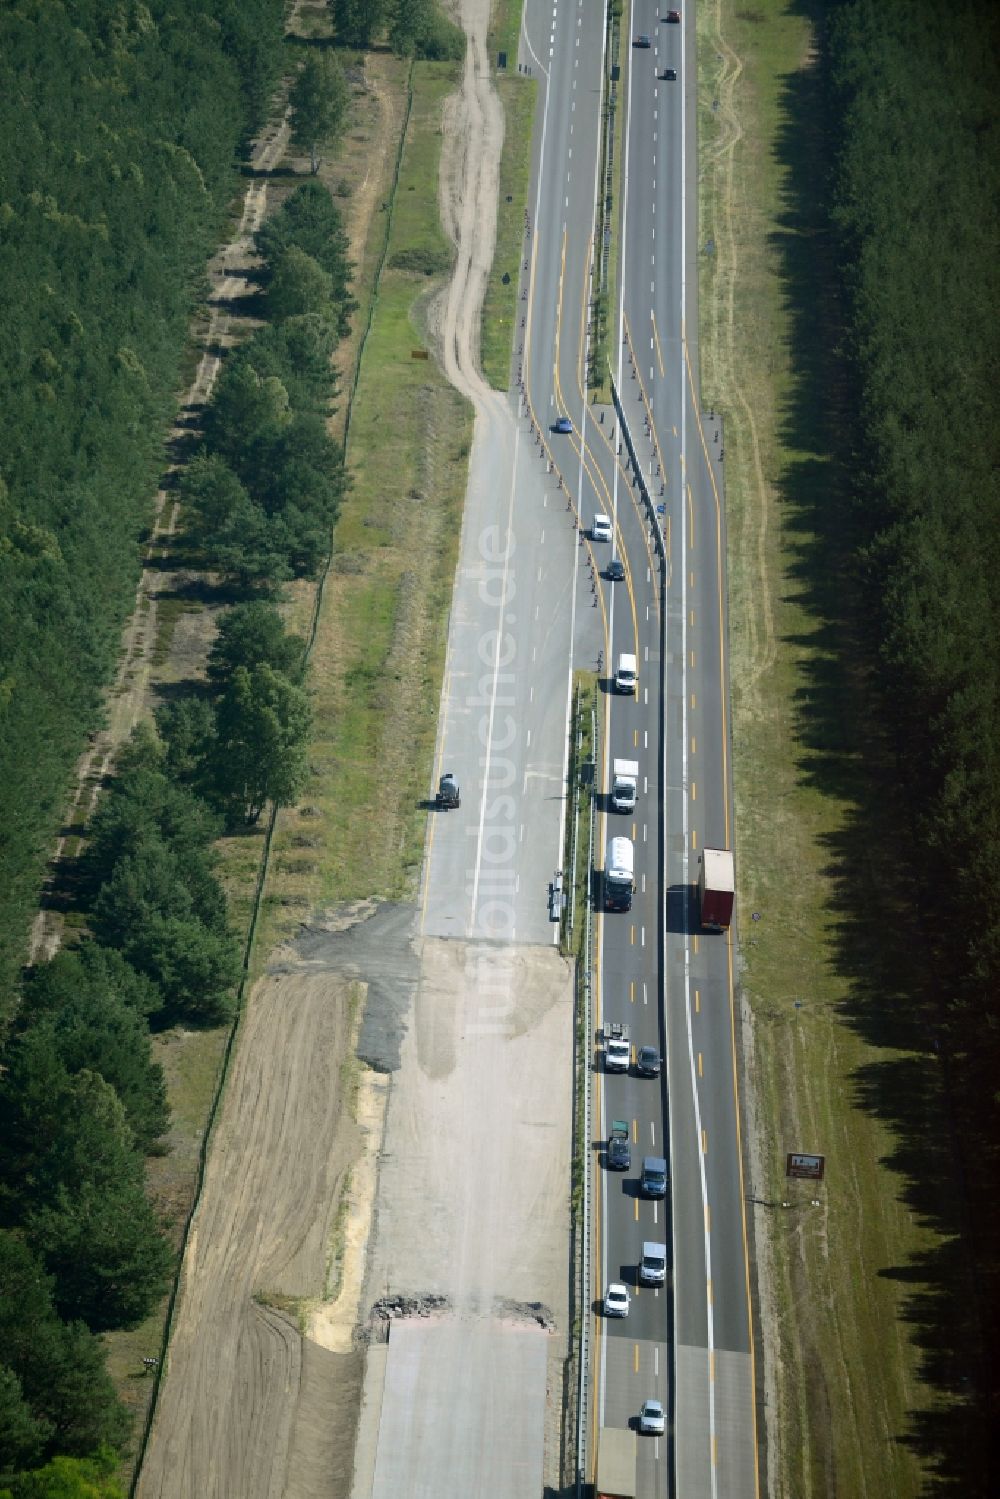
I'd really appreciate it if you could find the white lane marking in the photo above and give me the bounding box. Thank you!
[643,982,648,1006]
[519,823,525,842]
[540,529,545,544]
[641,874,646,893]
[526,728,531,748]
[680,34,721,1495]
[469,428,520,928]
[594,2,614,1432]
[530,685,534,703]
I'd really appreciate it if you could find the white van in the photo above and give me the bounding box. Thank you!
[614,652,637,694]
[639,1240,667,1286]
[592,513,612,543]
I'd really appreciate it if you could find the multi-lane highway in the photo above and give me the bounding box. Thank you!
[518,2,758,1494]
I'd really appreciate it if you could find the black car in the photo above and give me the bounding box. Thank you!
[607,1134,631,1171]
[634,34,651,48]
[660,67,677,80]
[607,558,625,582]
[637,1045,661,1077]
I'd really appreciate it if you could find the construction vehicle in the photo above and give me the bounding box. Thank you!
[435,772,460,810]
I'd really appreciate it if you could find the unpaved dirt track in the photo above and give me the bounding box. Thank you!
[434,0,505,416]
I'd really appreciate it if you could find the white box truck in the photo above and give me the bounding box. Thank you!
[611,758,639,812]
[604,836,635,911]
[614,652,637,694]
[596,1427,637,1499]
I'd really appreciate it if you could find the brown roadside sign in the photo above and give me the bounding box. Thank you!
[786,1152,825,1181]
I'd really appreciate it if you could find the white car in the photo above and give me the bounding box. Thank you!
[640,1398,665,1434]
[604,1282,630,1318]
[592,513,613,543]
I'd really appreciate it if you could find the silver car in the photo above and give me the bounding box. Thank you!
[640,1398,665,1435]
[604,1282,630,1318]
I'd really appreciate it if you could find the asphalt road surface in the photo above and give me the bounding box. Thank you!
[520,2,759,1494]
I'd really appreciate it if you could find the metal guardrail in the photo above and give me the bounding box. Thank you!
[609,363,668,565]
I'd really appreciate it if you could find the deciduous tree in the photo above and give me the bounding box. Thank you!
[212,664,312,824]
[289,54,348,174]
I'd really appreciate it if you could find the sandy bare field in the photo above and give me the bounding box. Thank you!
[136,962,363,1499]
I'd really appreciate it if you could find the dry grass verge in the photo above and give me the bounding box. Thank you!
[697,3,945,1494]
[253,57,471,953]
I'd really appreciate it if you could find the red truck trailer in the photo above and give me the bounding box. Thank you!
[698,847,734,931]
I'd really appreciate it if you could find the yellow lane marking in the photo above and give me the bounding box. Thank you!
[651,309,666,378]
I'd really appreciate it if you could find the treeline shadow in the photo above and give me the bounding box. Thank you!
[759,6,992,1489]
